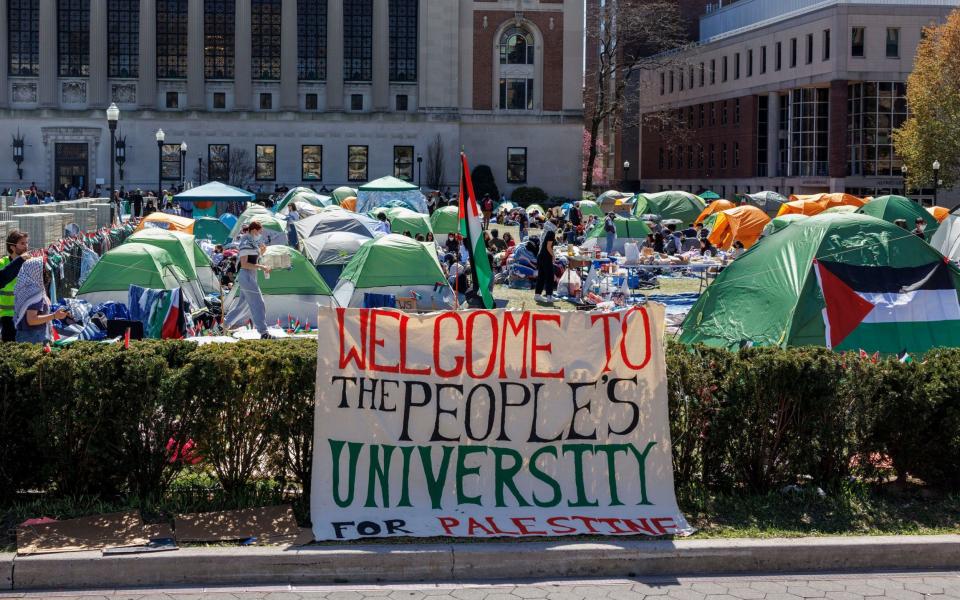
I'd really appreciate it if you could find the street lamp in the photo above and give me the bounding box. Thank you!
[417,154,423,188]
[901,164,908,196]
[115,135,126,180]
[180,141,188,189]
[155,128,165,198]
[623,160,631,189]
[11,131,24,180]
[106,102,120,224]
[198,157,204,185]
[933,160,941,204]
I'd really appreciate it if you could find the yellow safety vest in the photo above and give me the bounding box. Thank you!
[0,256,15,318]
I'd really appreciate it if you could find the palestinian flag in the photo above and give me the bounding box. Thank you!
[813,259,960,350]
[458,152,495,309]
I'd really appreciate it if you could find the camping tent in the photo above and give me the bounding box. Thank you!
[680,213,960,354]
[219,212,238,230]
[294,209,379,240]
[175,181,254,203]
[333,234,456,310]
[762,213,809,236]
[332,186,357,205]
[857,195,939,236]
[822,205,858,214]
[126,229,221,299]
[745,191,789,216]
[777,199,826,217]
[301,231,370,287]
[707,205,771,250]
[371,206,432,237]
[194,217,231,244]
[274,187,333,215]
[496,201,517,213]
[76,243,193,306]
[931,214,960,263]
[229,205,287,245]
[430,206,460,235]
[135,212,195,234]
[928,206,951,223]
[223,246,333,328]
[356,176,428,214]
[582,216,652,253]
[577,200,605,220]
[526,204,547,217]
[632,191,706,226]
[695,199,736,225]
[778,193,865,217]
[700,190,721,200]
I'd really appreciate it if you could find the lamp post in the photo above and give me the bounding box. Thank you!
[417,154,423,188]
[623,160,631,190]
[933,160,941,205]
[180,141,187,189]
[901,164,908,196]
[106,103,120,224]
[198,157,203,185]
[155,128,165,198]
[12,132,24,180]
[115,135,126,180]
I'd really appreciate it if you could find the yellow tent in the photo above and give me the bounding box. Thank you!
[708,205,771,249]
[695,199,735,225]
[135,212,195,234]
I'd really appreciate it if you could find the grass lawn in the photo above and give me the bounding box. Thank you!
[493,276,704,310]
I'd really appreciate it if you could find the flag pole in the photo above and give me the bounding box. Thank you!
[459,151,483,307]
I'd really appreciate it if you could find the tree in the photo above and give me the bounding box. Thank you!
[894,11,960,192]
[425,134,446,191]
[583,128,609,189]
[192,148,256,189]
[584,0,690,190]
[471,164,500,201]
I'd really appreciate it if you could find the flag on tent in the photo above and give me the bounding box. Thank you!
[898,350,913,363]
[458,152,495,309]
[814,259,960,349]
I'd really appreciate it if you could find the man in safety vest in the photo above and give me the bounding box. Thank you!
[0,230,30,342]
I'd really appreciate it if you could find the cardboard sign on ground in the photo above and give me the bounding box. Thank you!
[16,510,148,555]
[174,505,302,544]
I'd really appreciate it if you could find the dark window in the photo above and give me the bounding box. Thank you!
[395,93,408,111]
[734,142,741,169]
[776,41,782,70]
[351,93,363,110]
[806,33,813,64]
[298,0,326,80]
[669,70,674,93]
[667,149,672,170]
[208,144,230,182]
[160,143,182,180]
[687,145,693,170]
[790,38,797,67]
[302,145,322,181]
[722,55,728,81]
[823,29,831,61]
[305,93,318,110]
[689,65,694,89]
[721,101,728,125]
[9,0,40,76]
[709,144,715,169]
[679,67,684,91]
[747,49,753,77]
[699,63,704,86]
[507,147,527,183]
[734,98,741,124]
[852,27,865,57]
[734,52,740,79]
[256,144,276,181]
[887,28,900,57]
[721,143,727,169]
[205,0,235,79]
[165,91,179,108]
[710,59,715,84]
[108,0,139,77]
[658,148,664,170]
[761,45,767,73]
[344,0,373,81]
[259,92,272,109]
[697,145,704,168]
[710,103,716,126]
[698,104,704,128]
[500,26,533,65]
[393,145,414,181]
[348,145,368,182]
[157,0,188,78]
[58,0,90,77]
[252,0,281,80]
[389,0,417,82]
[660,72,665,95]
[213,92,225,108]
[499,78,533,110]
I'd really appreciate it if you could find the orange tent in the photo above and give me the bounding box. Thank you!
[707,205,771,250]
[694,199,735,224]
[778,193,866,217]
[927,206,950,223]
[134,212,195,234]
[777,199,826,217]
[340,196,357,212]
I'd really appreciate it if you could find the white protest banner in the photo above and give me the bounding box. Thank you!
[311,305,693,540]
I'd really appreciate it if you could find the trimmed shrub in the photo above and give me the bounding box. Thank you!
[471,165,500,202]
[511,186,548,205]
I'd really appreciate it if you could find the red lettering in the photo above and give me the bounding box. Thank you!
[466,311,498,379]
[511,517,546,535]
[433,312,464,377]
[621,518,657,535]
[652,517,677,535]
[399,314,430,375]
[545,516,576,535]
[620,307,652,371]
[591,313,621,373]
[467,517,494,536]
[369,309,400,373]
[437,517,460,536]
[531,314,564,379]
[337,308,368,369]
[570,515,601,533]
[596,518,630,534]
[485,516,520,535]
[499,312,530,378]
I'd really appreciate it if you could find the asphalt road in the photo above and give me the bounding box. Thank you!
[3,571,960,600]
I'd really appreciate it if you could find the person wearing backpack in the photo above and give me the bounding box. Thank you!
[482,195,494,228]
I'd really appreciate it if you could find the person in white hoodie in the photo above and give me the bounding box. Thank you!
[13,189,26,206]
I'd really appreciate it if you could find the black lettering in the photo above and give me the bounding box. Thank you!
[332,376,357,408]
[332,521,354,539]
[356,521,382,536]
[386,519,412,535]
[399,381,432,441]
[497,382,531,442]
[566,382,598,440]
[465,383,496,441]
[379,379,399,412]
[528,382,561,443]
[606,376,640,436]
[357,377,377,409]
[431,383,462,442]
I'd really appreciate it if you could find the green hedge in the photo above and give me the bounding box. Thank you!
[2,340,958,505]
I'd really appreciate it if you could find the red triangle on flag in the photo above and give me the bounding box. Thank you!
[814,260,876,348]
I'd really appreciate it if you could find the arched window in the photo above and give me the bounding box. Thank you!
[499,27,533,65]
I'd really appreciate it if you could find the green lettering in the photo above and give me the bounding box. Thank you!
[418,445,455,509]
[594,444,630,506]
[329,439,363,508]
[627,441,657,505]
[456,445,488,505]
[562,443,599,507]
[491,447,531,507]
[364,444,396,508]
[528,446,562,507]
[397,445,415,508]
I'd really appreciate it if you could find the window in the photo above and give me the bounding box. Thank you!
[667,149,673,170]
[58,0,90,76]
[658,148,664,170]
[205,0,235,79]
[252,0,281,80]
[806,33,813,64]
[848,81,908,177]
[208,144,230,182]
[660,72,665,95]
[165,91,179,108]
[747,49,753,77]
[9,0,40,76]
[302,145,322,180]
[734,142,741,169]
[395,94,408,111]
[669,70,674,93]
[756,95,769,176]
[298,0,326,80]
[393,146,414,181]
[500,26,533,65]
[305,93,318,110]
[698,104,704,128]
[255,145,276,180]
[344,0,373,81]
[507,148,527,183]
[697,145,704,168]
[676,145,683,169]
[721,101,728,125]
[350,93,363,110]
[788,87,829,177]
[499,78,533,110]
[108,0,139,77]
[775,41,782,70]
[679,68,684,91]
[852,27,865,57]
[823,29,831,61]
[710,103,716,126]
[790,38,797,67]
[390,0,417,81]
[722,55,728,81]
[259,93,272,109]
[687,145,693,169]
[689,66,694,89]
[760,46,767,74]
[721,143,727,169]
[213,92,225,108]
[348,145,368,182]
[734,52,740,79]
[156,0,188,78]
[708,144,715,169]
[886,28,900,58]
[699,63,704,87]
[161,143,182,180]
[734,98,741,124]
[710,59,715,84]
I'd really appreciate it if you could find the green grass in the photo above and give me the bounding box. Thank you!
[493,276,703,310]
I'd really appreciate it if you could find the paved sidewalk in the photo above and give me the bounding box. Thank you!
[2,570,959,600]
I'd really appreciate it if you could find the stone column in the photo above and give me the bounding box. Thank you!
[234,0,252,109]
[372,0,389,110]
[279,0,298,110]
[0,0,8,108]
[326,0,343,110]
[187,0,205,109]
[767,91,779,178]
[138,0,157,109]
[39,0,58,107]
[89,0,109,106]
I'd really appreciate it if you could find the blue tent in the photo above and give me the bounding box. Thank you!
[175,181,255,202]
[219,212,238,230]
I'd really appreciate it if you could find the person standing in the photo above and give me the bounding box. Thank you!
[0,230,30,342]
[286,203,301,247]
[534,230,557,303]
[224,222,274,339]
[482,194,494,229]
[13,258,66,344]
[569,202,583,229]
[604,212,617,256]
[132,189,143,218]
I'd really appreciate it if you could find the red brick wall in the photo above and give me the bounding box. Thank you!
[472,10,565,111]
[829,80,848,178]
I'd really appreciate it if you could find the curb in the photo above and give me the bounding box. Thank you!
[8,535,960,591]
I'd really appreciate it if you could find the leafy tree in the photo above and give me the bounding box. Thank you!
[471,164,500,201]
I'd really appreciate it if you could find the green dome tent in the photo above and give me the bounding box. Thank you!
[857,195,939,237]
[301,231,371,287]
[680,213,960,355]
[632,191,706,226]
[194,217,231,244]
[274,187,333,215]
[700,190,721,200]
[333,234,455,310]
[370,206,432,237]
[126,229,221,297]
[229,205,287,245]
[526,204,547,217]
[77,243,192,306]
[332,186,357,205]
[822,205,858,214]
[577,200,605,220]
[582,216,652,253]
[430,205,460,235]
[762,213,809,237]
[357,176,428,214]
[223,246,333,329]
